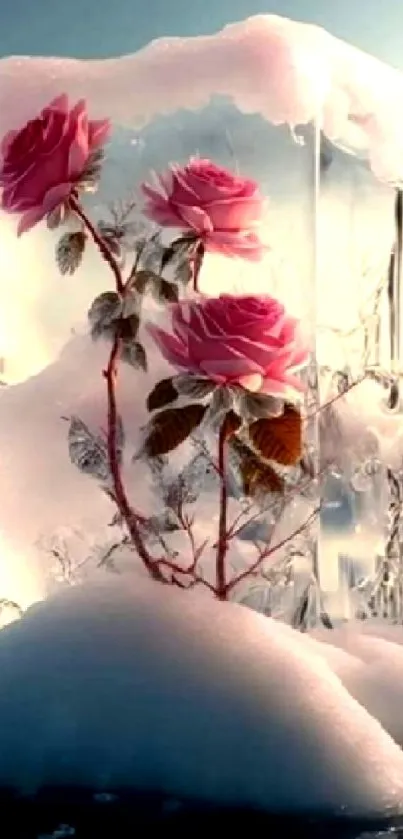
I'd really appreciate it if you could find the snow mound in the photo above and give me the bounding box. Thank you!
[311,623,403,749]
[0,577,403,818]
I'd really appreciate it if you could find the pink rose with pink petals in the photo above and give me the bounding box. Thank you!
[142,158,267,261]
[0,94,110,235]
[148,294,309,399]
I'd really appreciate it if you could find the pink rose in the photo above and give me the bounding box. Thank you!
[0,94,110,235]
[142,157,266,261]
[148,294,309,399]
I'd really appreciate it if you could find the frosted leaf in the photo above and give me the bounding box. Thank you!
[47,202,71,231]
[67,415,125,482]
[205,386,234,427]
[87,291,122,340]
[56,231,87,275]
[160,234,196,270]
[237,390,284,421]
[179,450,218,498]
[151,277,179,303]
[147,510,181,533]
[120,340,147,370]
[173,375,215,400]
[68,416,109,481]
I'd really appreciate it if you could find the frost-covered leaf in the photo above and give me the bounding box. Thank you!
[248,405,302,466]
[138,232,166,272]
[152,278,179,303]
[67,416,109,481]
[88,291,122,340]
[120,340,147,370]
[128,268,161,295]
[56,231,87,275]
[121,289,140,319]
[47,203,70,231]
[230,438,285,497]
[141,403,207,457]
[97,221,141,256]
[173,375,215,400]
[238,391,284,421]
[67,414,125,482]
[118,313,141,345]
[147,510,181,534]
[160,234,196,271]
[147,377,178,411]
[221,410,242,440]
[205,386,234,426]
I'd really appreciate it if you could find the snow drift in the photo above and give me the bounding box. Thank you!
[0,576,402,818]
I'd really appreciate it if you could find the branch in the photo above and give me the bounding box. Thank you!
[225,506,320,595]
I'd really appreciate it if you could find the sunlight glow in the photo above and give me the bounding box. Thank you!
[0,216,51,383]
[0,532,44,626]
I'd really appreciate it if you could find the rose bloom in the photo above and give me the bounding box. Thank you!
[148,294,309,399]
[142,157,267,261]
[0,94,110,235]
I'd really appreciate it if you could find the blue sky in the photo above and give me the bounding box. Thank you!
[1,0,403,70]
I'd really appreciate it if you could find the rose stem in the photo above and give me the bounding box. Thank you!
[190,240,205,292]
[69,195,124,295]
[216,421,229,600]
[69,194,164,581]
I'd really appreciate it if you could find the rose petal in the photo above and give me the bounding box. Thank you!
[205,196,264,230]
[237,373,264,392]
[45,94,69,115]
[199,357,263,382]
[204,229,267,260]
[16,206,47,236]
[175,203,213,234]
[147,324,196,371]
[0,129,18,158]
[88,118,111,149]
[143,200,183,228]
[67,102,89,177]
[261,371,306,397]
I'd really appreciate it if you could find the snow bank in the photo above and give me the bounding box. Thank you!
[0,576,403,818]
[311,623,403,749]
[1,15,403,180]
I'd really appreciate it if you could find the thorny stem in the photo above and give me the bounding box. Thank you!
[103,337,164,581]
[216,421,229,600]
[69,195,125,295]
[70,196,164,582]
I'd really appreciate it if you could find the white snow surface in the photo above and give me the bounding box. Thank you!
[0,575,403,818]
[1,15,403,181]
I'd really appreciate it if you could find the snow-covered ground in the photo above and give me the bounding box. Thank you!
[0,575,402,820]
